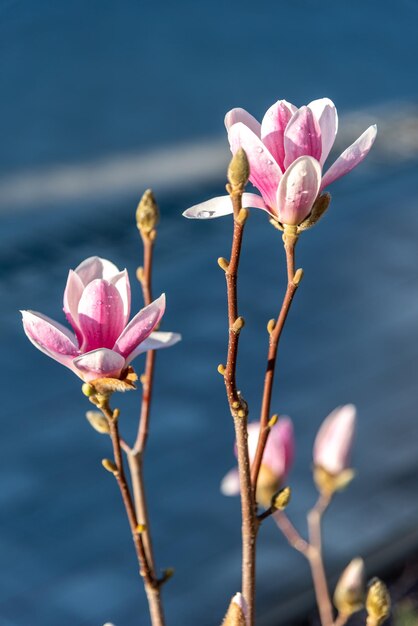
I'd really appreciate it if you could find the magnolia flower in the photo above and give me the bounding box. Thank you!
[21,256,181,382]
[314,404,356,474]
[221,418,294,506]
[183,98,376,226]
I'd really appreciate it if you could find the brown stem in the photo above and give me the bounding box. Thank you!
[222,188,257,625]
[252,235,300,490]
[307,494,334,626]
[333,613,349,626]
[100,402,166,626]
[273,511,311,556]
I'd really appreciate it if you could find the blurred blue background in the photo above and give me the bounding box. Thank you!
[1,1,418,625]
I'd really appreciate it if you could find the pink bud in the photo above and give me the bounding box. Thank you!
[313,404,356,475]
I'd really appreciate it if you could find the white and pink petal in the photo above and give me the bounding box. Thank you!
[78,279,126,352]
[284,107,322,168]
[182,193,269,219]
[276,156,321,225]
[114,294,166,359]
[21,310,79,367]
[261,99,297,170]
[125,331,181,364]
[308,98,338,166]
[320,125,377,190]
[74,256,120,286]
[73,348,126,382]
[228,122,282,209]
[224,107,261,137]
[63,269,84,342]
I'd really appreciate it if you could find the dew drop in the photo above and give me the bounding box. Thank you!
[198,210,214,218]
[256,147,263,153]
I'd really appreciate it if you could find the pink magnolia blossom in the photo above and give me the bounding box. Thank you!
[221,417,294,496]
[313,404,356,475]
[183,98,376,225]
[21,256,181,382]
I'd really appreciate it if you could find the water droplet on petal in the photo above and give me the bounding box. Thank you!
[256,147,263,153]
[198,210,214,218]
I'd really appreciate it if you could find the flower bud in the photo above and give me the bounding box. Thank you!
[334,557,366,616]
[366,578,391,625]
[228,148,250,188]
[86,410,110,434]
[102,459,118,474]
[222,592,248,626]
[271,486,291,510]
[136,189,159,235]
[313,405,356,494]
[256,464,280,509]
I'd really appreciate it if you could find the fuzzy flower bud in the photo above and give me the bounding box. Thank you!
[334,558,366,616]
[313,404,356,495]
[366,578,391,625]
[222,593,248,626]
[228,148,250,188]
[136,189,159,235]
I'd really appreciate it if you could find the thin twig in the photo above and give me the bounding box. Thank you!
[273,511,311,556]
[308,494,334,626]
[100,402,156,589]
[333,613,349,626]
[222,183,257,626]
[252,234,300,491]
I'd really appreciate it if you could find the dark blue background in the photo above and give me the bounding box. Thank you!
[1,1,418,625]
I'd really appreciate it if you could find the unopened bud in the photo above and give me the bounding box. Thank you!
[334,558,366,616]
[227,148,250,188]
[82,383,95,397]
[298,192,331,232]
[136,189,159,235]
[222,592,248,626]
[366,578,390,625]
[268,414,279,428]
[86,411,110,434]
[218,257,230,271]
[218,364,226,375]
[293,268,304,286]
[163,567,174,580]
[256,464,280,509]
[232,317,245,333]
[136,523,147,534]
[272,486,291,510]
[102,459,118,474]
[267,319,276,334]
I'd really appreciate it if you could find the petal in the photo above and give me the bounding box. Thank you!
[182,193,269,219]
[308,98,338,166]
[114,294,166,359]
[224,107,261,136]
[284,106,322,168]
[320,125,377,190]
[314,404,356,474]
[109,269,131,325]
[78,279,125,352]
[220,467,240,496]
[125,331,181,364]
[73,348,125,382]
[228,123,282,208]
[276,156,321,225]
[74,256,120,286]
[264,417,294,479]
[21,310,78,368]
[63,270,84,343]
[261,100,297,170]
